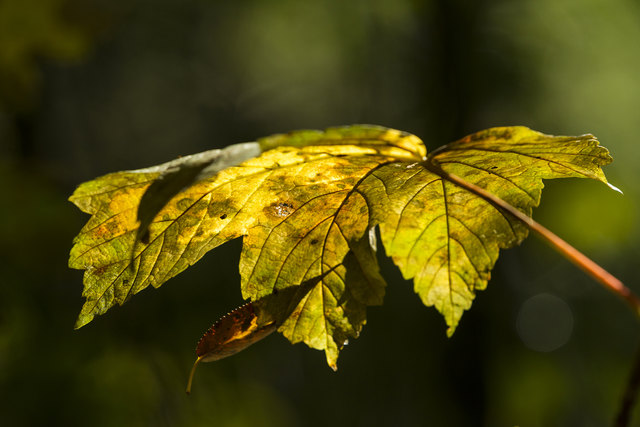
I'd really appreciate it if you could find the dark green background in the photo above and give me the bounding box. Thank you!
[2,0,639,425]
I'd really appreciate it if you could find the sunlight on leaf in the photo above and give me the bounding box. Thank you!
[369,127,612,334]
[69,125,613,367]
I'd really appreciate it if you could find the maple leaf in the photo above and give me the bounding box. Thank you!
[69,125,614,369]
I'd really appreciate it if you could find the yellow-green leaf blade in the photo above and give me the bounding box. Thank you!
[69,125,419,349]
[369,126,614,335]
[433,126,613,197]
[238,156,390,369]
[69,124,616,367]
[258,124,426,160]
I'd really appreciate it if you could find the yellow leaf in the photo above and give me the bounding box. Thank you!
[69,125,613,367]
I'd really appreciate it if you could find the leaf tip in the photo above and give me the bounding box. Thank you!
[445,325,457,338]
[73,314,92,330]
[606,182,623,195]
[324,343,340,372]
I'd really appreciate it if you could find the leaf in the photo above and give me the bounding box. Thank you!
[135,142,261,242]
[69,125,613,368]
[195,302,276,363]
[186,302,276,394]
[368,126,614,335]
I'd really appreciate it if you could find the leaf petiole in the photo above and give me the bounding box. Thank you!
[186,356,202,395]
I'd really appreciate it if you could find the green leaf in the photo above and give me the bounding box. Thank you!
[69,125,613,368]
[368,126,613,335]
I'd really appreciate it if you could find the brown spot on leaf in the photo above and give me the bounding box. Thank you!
[264,201,295,218]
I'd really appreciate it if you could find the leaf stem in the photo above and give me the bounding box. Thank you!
[185,356,202,395]
[615,342,640,427]
[426,162,640,318]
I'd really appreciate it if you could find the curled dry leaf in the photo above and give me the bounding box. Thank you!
[186,302,276,394]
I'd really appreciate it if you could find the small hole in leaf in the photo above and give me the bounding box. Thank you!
[220,214,227,220]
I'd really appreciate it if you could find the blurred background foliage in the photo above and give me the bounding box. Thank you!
[1,0,640,425]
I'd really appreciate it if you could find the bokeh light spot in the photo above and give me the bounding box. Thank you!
[516,293,574,352]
